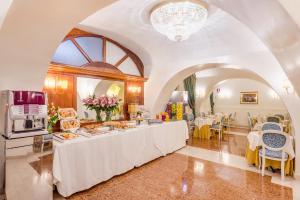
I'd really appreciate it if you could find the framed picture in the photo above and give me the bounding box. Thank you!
[240,92,258,104]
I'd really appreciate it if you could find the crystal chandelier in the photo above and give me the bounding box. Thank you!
[150,0,208,42]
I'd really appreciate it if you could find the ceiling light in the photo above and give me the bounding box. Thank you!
[150,0,208,42]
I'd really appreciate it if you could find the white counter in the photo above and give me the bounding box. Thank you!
[53,120,189,197]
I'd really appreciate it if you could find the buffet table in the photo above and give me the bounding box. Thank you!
[53,120,189,197]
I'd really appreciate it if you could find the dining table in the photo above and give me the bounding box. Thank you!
[193,116,215,139]
[245,130,295,175]
[53,120,189,197]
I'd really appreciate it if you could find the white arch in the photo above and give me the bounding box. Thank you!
[150,61,300,175]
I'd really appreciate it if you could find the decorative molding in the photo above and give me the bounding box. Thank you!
[48,63,147,82]
[102,38,106,63]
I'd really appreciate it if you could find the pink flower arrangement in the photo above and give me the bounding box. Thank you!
[83,95,119,112]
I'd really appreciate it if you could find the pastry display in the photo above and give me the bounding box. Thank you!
[60,119,80,131]
[79,124,111,137]
[58,108,77,119]
[82,124,102,134]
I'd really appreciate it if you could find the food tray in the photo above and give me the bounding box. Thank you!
[60,118,80,132]
[58,108,77,119]
[54,132,80,142]
[78,127,111,137]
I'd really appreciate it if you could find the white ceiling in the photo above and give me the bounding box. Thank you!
[80,0,267,77]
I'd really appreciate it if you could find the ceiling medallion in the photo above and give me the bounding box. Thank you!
[150,0,208,42]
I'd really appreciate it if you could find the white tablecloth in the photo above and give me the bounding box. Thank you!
[247,131,295,159]
[53,120,189,197]
[253,122,289,132]
[194,117,214,129]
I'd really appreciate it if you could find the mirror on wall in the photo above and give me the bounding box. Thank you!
[76,76,125,120]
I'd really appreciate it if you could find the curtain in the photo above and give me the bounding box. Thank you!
[209,92,215,114]
[183,74,196,116]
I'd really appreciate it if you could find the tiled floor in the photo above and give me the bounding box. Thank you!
[67,153,292,200]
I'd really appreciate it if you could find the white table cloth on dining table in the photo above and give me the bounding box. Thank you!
[194,117,215,129]
[53,120,189,197]
[247,131,295,159]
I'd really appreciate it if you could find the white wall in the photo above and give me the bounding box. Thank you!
[200,79,287,126]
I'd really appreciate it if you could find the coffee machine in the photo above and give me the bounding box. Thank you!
[0,90,48,139]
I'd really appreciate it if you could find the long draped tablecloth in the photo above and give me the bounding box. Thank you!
[245,144,294,176]
[193,117,215,139]
[53,121,189,197]
[193,125,211,139]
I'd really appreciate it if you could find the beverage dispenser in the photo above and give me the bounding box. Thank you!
[0,90,48,139]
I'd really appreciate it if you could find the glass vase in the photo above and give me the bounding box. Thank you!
[106,111,112,121]
[96,110,102,122]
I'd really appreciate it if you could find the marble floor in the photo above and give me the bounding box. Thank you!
[188,132,248,157]
[6,151,53,200]
[67,153,292,200]
[30,153,53,185]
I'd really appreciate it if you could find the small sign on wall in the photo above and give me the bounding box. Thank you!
[240,91,258,104]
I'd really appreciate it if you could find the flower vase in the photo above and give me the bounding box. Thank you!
[95,110,102,122]
[106,111,112,121]
[47,125,53,134]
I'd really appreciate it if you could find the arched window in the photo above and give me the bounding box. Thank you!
[51,28,144,78]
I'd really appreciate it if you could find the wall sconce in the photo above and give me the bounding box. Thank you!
[44,76,68,90]
[269,90,280,100]
[44,77,56,89]
[57,80,68,90]
[128,86,141,94]
[283,79,294,94]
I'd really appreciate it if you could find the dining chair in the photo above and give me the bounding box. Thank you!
[267,116,281,123]
[259,130,288,180]
[247,116,253,131]
[247,112,251,118]
[275,114,284,121]
[222,113,231,133]
[200,112,206,118]
[261,122,283,132]
[210,116,224,141]
[282,120,291,134]
[231,112,236,121]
